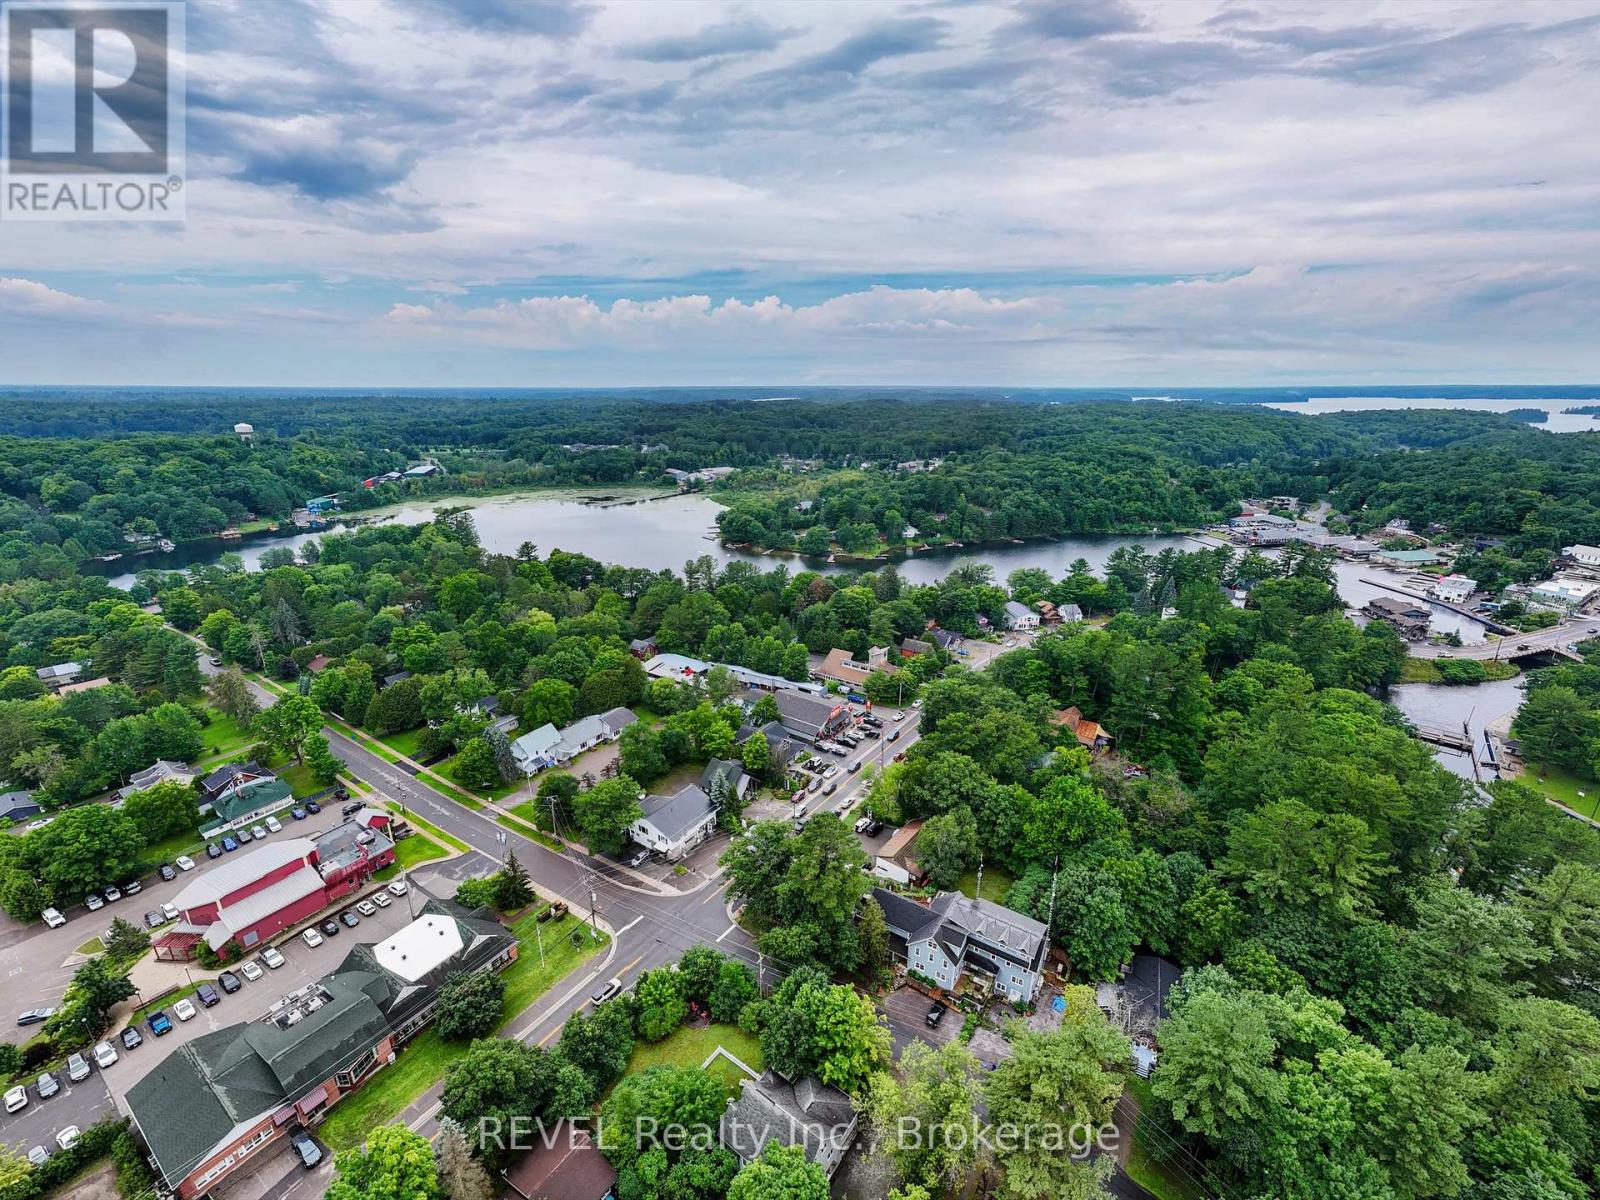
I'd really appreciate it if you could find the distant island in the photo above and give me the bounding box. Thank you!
[1565,404,1600,416]
[1506,408,1549,423]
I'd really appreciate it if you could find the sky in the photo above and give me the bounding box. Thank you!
[3,0,1600,387]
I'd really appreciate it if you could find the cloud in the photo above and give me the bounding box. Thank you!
[0,277,105,319]
[996,0,1143,42]
[620,16,801,63]
[409,280,469,295]
[398,0,594,37]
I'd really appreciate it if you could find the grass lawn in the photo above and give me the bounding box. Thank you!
[141,826,207,864]
[274,762,324,798]
[1123,1076,1209,1200]
[133,978,214,1025]
[958,865,1015,905]
[74,936,105,956]
[1399,657,1520,684]
[497,813,563,852]
[198,709,255,758]
[373,832,448,880]
[627,1022,763,1094]
[434,755,517,802]
[379,727,429,760]
[1522,763,1600,820]
[319,904,607,1152]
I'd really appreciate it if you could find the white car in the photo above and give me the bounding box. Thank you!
[55,1126,80,1151]
[371,891,392,908]
[173,998,197,1022]
[260,947,286,969]
[265,816,282,833]
[4,1086,26,1113]
[175,855,196,872]
[41,907,66,929]
[103,885,122,903]
[84,893,104,911]
[387,880,408,896]
[356,900,376,917]
[161,901,179,922]
[26,1146,47,1166]
[302,928,323,948]
[92,1041,117,1068]
[251,825,267,841]
[239,959,264,981]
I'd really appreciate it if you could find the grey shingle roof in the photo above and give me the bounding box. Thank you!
[720,1070,855,1172]
[639,783,715,843]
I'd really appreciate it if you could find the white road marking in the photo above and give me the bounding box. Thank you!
[715,922,738,943]
[615,916,642,936]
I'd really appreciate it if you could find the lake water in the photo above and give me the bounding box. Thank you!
[1262,395,1600,434]
[1390,674,1526,783]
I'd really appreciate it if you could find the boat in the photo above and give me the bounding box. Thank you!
[219,529,242,540]
[95,551,123,562]
[158,538,176,552]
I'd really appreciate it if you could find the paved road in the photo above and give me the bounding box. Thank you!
[1409,617,1600,659]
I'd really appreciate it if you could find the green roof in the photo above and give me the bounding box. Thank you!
[211,778,294,823]
[1378,548,1442,562]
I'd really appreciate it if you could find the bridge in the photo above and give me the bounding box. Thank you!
[1412,725,1473,753]
[1409,619,1599,661]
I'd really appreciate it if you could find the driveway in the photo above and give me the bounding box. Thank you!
[879,985,957,1056]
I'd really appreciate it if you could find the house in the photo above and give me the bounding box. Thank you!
[629,783,718,860]
[1003,600,1039,631]
[899,637,934,657]
[304,654,332,674]
[0,790,40,821]
[720,1071,857,1180]
[57,675,111,695]
[34,661,83,690]
[1058,603,1085,622]
[737,720,804,769]
[643,652,826,696]
[1529,576,1600,610]
[199,760,275,809]
[872,820,926,886]
[118,759,199,800]
[380,669,413,690]
[817,646,896,689]
[305,494,341,514]
[1050,707,1112,753]
[403,461,443,478]
[928,627,962,650]
[158,816,395,958]
[129,901,514,1199]
[1364,596,1431,639]
[1429,574,1477,604]
[511,709,636,774]
[629,637,658,659]
[774,690,852,743]
[233,422,254,440]
[872,887,1049,1003]
[501,1121,617,1200]
[1374,547,1445,569]
[701,758,752,803]
[1564,544,1600,569]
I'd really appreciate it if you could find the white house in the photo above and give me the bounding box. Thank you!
[628,784,718,860]
[511,708,636,774]
[1429,574,1477,603]
[1002,600,1040,631]
[1564,544,1600,568]
[233,422,254,440]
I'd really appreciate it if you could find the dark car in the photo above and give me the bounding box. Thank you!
[206,842,223,859]
[289,1128,323,1169]
[333,786,349,800]
[339,911,359,928]
[341,802,363,818]
[319,919,340,936]
[121,879,142,895]
[235,827,253,843]
[147,1010,172,1036]
[861,727,879,739]
[291,807,307,820]
[926,1003,945,1028]
[157,863,176,881]
[218,971,241,994]
[221,835,238,852]
[16,1008,53,1027]
[305,800,322,814]
[119,1026,142,1050]
[195,983,220,1008]
[143,910,165,929]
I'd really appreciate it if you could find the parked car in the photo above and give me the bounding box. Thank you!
[319,919,339,936]
[371,890,392,908]
[860,727,879,739]
[35,1071,58,1098]
[119,1027,142,1050]
[161,902,179,922]
[289,1128,323,1169]
[41,907,65,929]
[235,827,253,844]
[387,880,408,896]
[340,911,359,928]
[196,983,220,1008]
[66,1053,90,1082]
[265,816,282,833]
[342,802,363,818]
[926,1002,945,1028]
[822,764,838,778]
[302,928,323,949]
[147,1011,172,1036]
[207,655,223,666]
[26,1146,48,1166]
[291,807,307,821]
[891,710,905,721]
[173,998,197,1022]
[143,910,166,930]
[305,800,322,814]
[590,977,623,1005]
[221,834,239,851]
[250,825,267,841]
[239,959,264,981]
[121,879,142,895]
[17,1008,54,1027]
[92,1041,118,1068]
[355,900,376,917]
[626,848,650,868]
[157,863,176,881]
[539,900,569,922]
[5,1086,27,1113]
[206,842,223,858]
[55,1126,80,1151]
[218,971,241,994]
[83,893,104,911]
[175,855,195,872]
[102,886,122,903]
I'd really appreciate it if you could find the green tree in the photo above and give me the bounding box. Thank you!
[559,999,637,1096]
[103,916,150,960]
[634,966,689,1040]
[435,1119,494,1200]
[599,1065,727,1174]
[867,1040,986,1198]
[256,694,323,764]
[433,970,506,1041]
[45,956,136,1044]
[306,733,344,785]
[453,737,501,789]
[915,808,978,891]
[726,1144,829,1200]
[519,678,577,730]
[742,729,770,776]
[440,1038,588,1169]
[497,850,534,910]
[1151,987,1280,1142]
[1512,685,1599,775]
[709,959,759,1024]
[1221,799,1388,920]
[121,778,200,844]
[573,776,644,855]
[326,1124,442,1200]
[207,667,260,725]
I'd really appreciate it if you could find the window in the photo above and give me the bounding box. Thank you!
[337,1046,380,1089]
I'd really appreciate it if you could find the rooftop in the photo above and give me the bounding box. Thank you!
[639,783,715,842]
[172,838,316,910]
[373,911,465,983]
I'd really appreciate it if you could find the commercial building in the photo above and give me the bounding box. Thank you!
[643,652,826,695]
[1364,596,1431,639]
[1428,574,1477,603]
[816,646,895,689]
[129,900,515,1198]
[1529,576,1600,610]
[774,690,852,743]
[1563,544,1600,568]
[873,887,1049,1003]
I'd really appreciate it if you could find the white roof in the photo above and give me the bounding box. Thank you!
[1004,600,1034,618]
[511,723,561,759]
[1532,576,1600,600]
[373,913,466,983]
[172,838,317,909]
[204,865,327,948]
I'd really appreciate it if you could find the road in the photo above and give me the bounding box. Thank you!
[1408,617,1600,659]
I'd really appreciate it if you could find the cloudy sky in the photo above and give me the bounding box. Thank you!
[4,0,1600,386]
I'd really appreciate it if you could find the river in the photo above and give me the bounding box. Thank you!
[1262,395,1600,435]
[90,487,1520,766]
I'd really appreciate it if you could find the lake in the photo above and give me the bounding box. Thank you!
[1262,395,1600,434]
[1390,674,1526,783]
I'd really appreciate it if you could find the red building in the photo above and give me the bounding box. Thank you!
[155,814,396,960]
